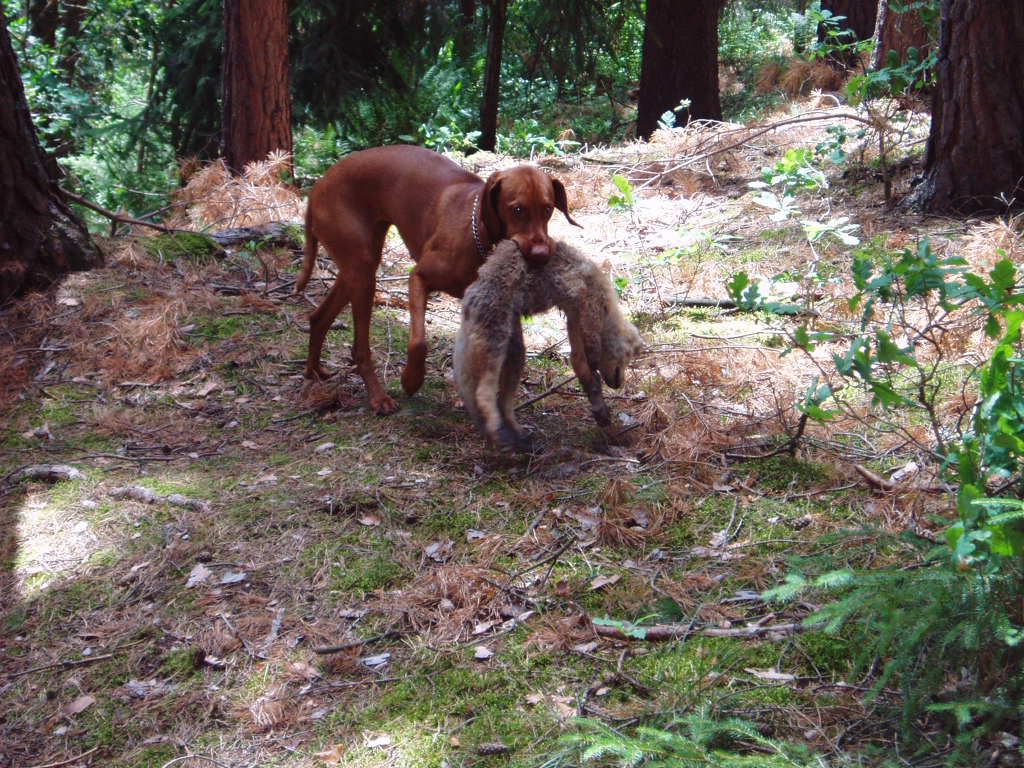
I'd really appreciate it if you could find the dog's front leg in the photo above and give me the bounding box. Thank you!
[402,269,429,396]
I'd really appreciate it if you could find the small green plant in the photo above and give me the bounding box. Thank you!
[608,173,636,210]
[496,118,569,157]
[725,272,803,316]
[561,705,820,768]
[758,148,828,192]
[591,616,648,640]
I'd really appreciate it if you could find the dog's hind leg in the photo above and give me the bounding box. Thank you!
[305,278,350,380]
[348,256,399,415]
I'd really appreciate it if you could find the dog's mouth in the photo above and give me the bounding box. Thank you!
[513,236,554,265]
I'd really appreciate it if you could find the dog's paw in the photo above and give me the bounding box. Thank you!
[591,403,612,427]
[400,365,425,396]
[370,392,401,415]
[305,364,335,381]
[495,424,534,454]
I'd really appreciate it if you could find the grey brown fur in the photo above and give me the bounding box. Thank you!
[454,239,643,450]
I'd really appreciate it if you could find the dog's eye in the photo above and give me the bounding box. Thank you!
[512,205,524,216]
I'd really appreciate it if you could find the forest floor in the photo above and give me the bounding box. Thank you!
[2,99,1019,768]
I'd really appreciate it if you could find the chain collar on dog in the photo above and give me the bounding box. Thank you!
[471,193,488,260]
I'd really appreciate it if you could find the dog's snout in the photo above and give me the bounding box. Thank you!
[527,242,551,262]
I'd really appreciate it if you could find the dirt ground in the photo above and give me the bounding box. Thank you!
[1,102,1016,767]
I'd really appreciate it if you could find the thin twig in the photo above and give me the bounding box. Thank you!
[313,630,403,655]
[61,188,191,234]
[160,755,233,768]
[28,747,100,768]
[2,653,115,680]
[515,374,577,412]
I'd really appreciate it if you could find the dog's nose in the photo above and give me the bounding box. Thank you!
[526,241,551,262]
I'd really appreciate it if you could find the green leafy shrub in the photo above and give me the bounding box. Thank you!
[770,240,1024,751]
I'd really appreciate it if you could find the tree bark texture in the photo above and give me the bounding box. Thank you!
[820,0,878,67]
[636,0,725,140]
[0,11,102,303]
[871,0,932,70]
[478,0,507,152]
[222,0,293,173]
[915,0,1024,213]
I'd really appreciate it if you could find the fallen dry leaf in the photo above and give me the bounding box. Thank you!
[424,539,454,562]
[589,573,621,590]
[61,694,96,716]
[314,744,346,764]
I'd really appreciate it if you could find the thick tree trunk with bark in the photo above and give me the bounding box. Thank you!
[871,0,932,71]
[636,0,725,140]
[478,0,507,152]
[0,11,102,303]
[820,0,878,68]
[222,0,292,174]
[913,0,1024,213]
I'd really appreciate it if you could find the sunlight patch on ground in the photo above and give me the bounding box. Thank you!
[13,487,109,599]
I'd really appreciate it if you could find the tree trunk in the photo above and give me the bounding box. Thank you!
[454,0,477,66]
[913,0,1024,213]
[478,0,507,152]
[871,0,932,71]
[636,0,725,140]
[60,0,89,85]
[27,0,59,46]
[820,0,878,68]
[0,10,102,302]
[222,0,292,174]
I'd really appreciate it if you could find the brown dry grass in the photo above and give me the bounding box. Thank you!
[756,58,848,97]
[0,291,55,410]
[380,565,510,645]
[174,149,305,229]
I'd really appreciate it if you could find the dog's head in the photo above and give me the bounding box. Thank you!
[481,166,580,265]
[598,320,643,390]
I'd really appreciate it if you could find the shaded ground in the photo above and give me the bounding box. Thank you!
[1,103,1016,767]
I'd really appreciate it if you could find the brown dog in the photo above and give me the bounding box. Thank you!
[296,145,579,414]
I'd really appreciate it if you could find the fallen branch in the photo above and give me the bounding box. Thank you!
[2,653,115,680]
[515,374,577,412]
[593,620,816,642]
[14,464,86,484]
[28,747,100,768]
[664,296,818,318]
[633,110,877,192]
[111,484,212,513]
[61,188,187,234]
[206,220,303,250]
[853,463,947,495]
[313,630,404,655]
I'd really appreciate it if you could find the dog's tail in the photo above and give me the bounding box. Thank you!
[294,203,317,295]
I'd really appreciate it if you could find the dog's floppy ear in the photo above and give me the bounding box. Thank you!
[481,171,506,242]
[551,178,582,228]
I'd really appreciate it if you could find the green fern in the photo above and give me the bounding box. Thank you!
[562,705,821,768]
